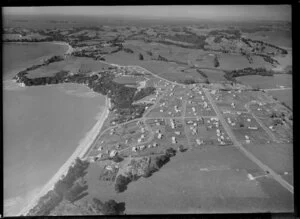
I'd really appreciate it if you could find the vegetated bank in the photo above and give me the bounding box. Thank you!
[13,55,156,124]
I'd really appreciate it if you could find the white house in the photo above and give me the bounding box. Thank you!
[110,150,118,157]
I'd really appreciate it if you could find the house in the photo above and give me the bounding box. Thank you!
[196,139,202,145]
[172,136,177,144]
[132,147,137,152]
[158,133,162,139]
[175,131,181,135]
[248,126,258,130]
[245,135,249,140]
[106,165,113,171]
[139,145,145,150]
[110,150,118,157]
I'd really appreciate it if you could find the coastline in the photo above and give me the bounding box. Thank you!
[51,41,73,55]
[18,96,110,216]
[3,41,71,81]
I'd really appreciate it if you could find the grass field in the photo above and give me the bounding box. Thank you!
[85,147,293,213]
[243,30,292,48]
[268,90,292,109]
[237,74,292,89]
[243,143,293,185]
[27,57,111,78]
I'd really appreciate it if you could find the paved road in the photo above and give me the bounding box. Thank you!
[204,88,294,194]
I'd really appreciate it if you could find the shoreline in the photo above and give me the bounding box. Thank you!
[51,41,73,55]
[3,41,71,81]
[18,96,110,216]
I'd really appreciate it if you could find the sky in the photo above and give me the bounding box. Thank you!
[3,5,291,21]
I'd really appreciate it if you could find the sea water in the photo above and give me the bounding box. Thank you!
[3,42,105,216]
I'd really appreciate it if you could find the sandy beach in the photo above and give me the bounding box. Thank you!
[18,96,110,216]
[52,41,74,55]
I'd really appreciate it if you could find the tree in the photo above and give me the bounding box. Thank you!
[101,200,126,215]
[178,145,187,152]
[139,53,144,60]
[111,155,124,163]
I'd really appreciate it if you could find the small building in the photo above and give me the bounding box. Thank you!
[153,142,158,147]
[110,150,118,157]
[132,147,137,152]
[196,139,202,145]
[172,136,177,144]
[106,165,113,171]
[158,133,163,139]
[248,126,258,130]
[175,131,181,135]
[140,145,145,150]
[245,135,249,140]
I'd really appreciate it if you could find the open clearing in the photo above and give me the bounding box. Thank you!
[85,147,293,213]
[237,74,292,89]
[27,57,111,78]
[268,90,292,109]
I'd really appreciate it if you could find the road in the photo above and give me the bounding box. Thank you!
[95,60,294,194]
[203,88,294,194]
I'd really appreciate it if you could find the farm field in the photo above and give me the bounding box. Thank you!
[242,143,293,185]
[85,147,293,213]
[237,74,292,89]
[243,30,292,48]
[199,69,226,82]
[27,57,111,78]
[268,90,293,109]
